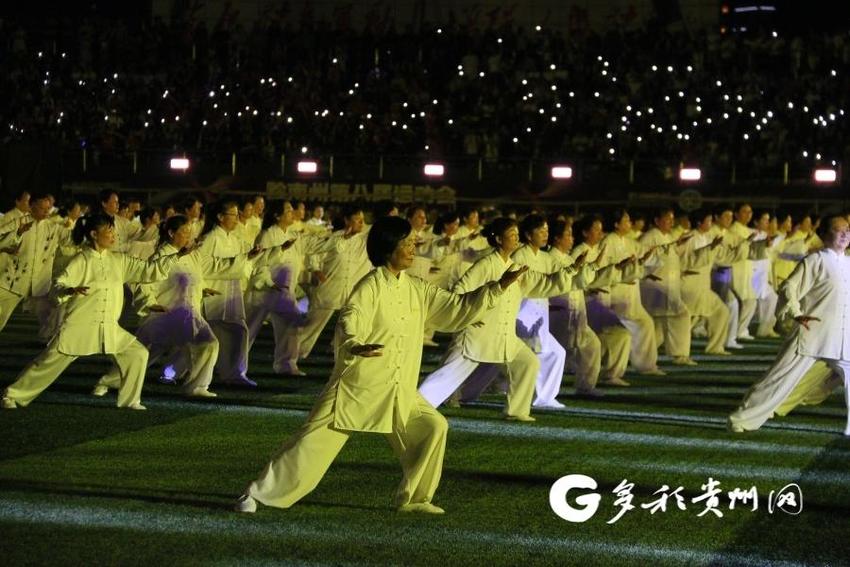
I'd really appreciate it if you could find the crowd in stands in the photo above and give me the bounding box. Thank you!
[2,14,849,170]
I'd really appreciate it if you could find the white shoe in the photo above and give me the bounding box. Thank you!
[706,349,732,356]
[127,403,147,411]
[602,377,632,386]
[672,357,698,366]
[725,342,744,350]
[398,502,445,514]
[738,333,755,341]
[188,388,217,398]
[533,400,566,409]
[234,494,257,513]
[1,397,17,409]
[727,421,745,433]
[757,331,781,339]
[639,369,666,376]
[275,366,307,377]
[92,384,109,397]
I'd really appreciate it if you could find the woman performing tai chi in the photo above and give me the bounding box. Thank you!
[234,216,525,514]
[2,213,189,410]
[728,215,850,434]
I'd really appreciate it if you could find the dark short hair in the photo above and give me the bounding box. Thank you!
[159,214,189,244]
[432,210,460,235]
[817,215,846,241]
[262,200,292,229]
[518,214,546,244]
[367,216,412,267]
[548,219,571,247]
[482,217,517,248]
[604,208,630,232]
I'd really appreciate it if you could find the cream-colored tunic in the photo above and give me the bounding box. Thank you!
[51,247,177,355]
[776,249,850,360]
[0,218,72,298]
[331,267,504,433]
[451,249,574,362]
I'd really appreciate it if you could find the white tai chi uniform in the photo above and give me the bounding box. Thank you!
[3,247,178,407]
[198,226,254,383]
[418,249,574,418]
[98,244,251,394]
[549,247,630,389]
[751,230,779,336]
[639,228,692,359]
[594,233,660,372]
[298,229,371,360]
[245,267,503,510]
[729,249,850,434]
[0,217,72,339]
[680,232,732,354]
[246,226,333,373]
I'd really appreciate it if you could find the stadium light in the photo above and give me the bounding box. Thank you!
[170,158,190,170]
[551,166,573,179]
[813,168,837,183]
[679,167,702,181]
[297,160,318,174]
[424,163,445,177]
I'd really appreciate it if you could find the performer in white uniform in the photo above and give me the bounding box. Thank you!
[2,213,184,410]
[95,215,259,398]
[234,216,523,514]
[418,218,575,421]
[729,215,850,434]
[639,208,698,366]
[197,200,256,387]
[595,210,666,375]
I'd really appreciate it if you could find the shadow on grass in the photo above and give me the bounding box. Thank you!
[714,435,850,565]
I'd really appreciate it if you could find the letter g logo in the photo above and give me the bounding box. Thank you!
[549,474,601,522]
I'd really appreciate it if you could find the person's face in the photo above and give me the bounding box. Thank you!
[146,211,161,227]
[779,215,793,233]
[188,201,202,220]
[555,226,574,251]
[295,203,306,220]
[410,209,427,231]
[736,204,753,225]
[30,198,51,221]
[16,192,30,213]
[46,195,55,208]
[798,216,813,233]
[466,211,480,228]
[346,212,365,233]
[615,213,632,235]
[755,213,770,232]
[278,202,295,227]
[68,204,82,221]
[164,206,176,219]
[253,197,265,217]
[584,220,603,246]
[655,211,675,234]
[102,193,119,216]
[129,202,141,214]
[632,218,645,232]
[717,210,733,229]
[678,217,691,231]
[698,214,713,232]
[444,218,460,237]
[218,205,239,232]
[387,206,399,217]
[388,231,417,272]
[312,206,324,220]
[527,222,549,249]
[826,218,850,251]
[170,222,191,249]
[240,202,254,221]
[91,223,115,250]
[497,225,520,254]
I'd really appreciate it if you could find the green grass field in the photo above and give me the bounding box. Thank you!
[1,311,849,566]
